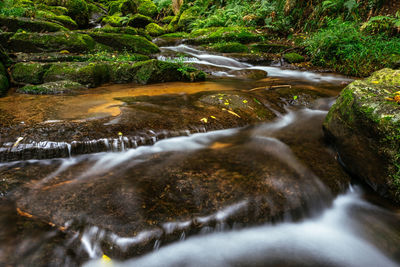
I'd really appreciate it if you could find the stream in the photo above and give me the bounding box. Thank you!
[0,45,399,267]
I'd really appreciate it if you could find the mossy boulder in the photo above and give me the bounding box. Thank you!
[283,53,305,63]
[324,68,400,203]
[145,23,165,36]
[39,0,90,28]
[127,14,153,28]
[166,15,179,32]
[188,26,262,44]
[8,32,96,53]
[0,62,9,96]
[93,25,138,35]
[88,32,159,54]
[177,7,197,31]
[17,80,85,94]
[43,62,110,87]
[136,0,157,17]
[161,15,175,24]
[11,62,51,84]
[36,10,78,30]
[210,42,249,53]
[101,13,127,27]
[0,15,67,32]
[108,0,137,16]
[250,43,291,53]
[0,45,12,67]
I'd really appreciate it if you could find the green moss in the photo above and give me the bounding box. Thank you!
[120,0,138,15]
[166,15,179,32]
[0,14,67,32]
[9,32,96,53]
[40,0,89,28]
[36,10,78,29]
[250,43,290,53]
[161,16,174,24]
[101,13,128,27]
[43,62,110,87]
[365,68,400,86]
[210,42,248,53]
[127,13,153,28]
[160,32,188,38]
[94,25,138,35]
[17,80,85,94]
[136,0,157,17]
[145,23,165,36]
[177,7,197,31]
[283,53,305,63]
[88,32,159,54]
[11,62,51,84]
[189,26,261,44]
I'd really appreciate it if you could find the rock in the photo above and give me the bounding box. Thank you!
[17,80,85,94]
[93,25,138,35]
[283,53,305,64]
[8,32,96,53]
[145,23,165,37]
[39,0,90,28]
[227,69,267,80]
[136,0,157,17]
[0,15,68,32]
[127,14,153,28]
[88,32,159,54]
[121,0,138,15]
[11,62,51,85]
[0,62,9,96]
[209,42,249,53]
[35,10,78,30]
[43,62,110,87]
[0,45,12,67]
[324,68,400,203]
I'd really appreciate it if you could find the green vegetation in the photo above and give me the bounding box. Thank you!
[209,42,249,53]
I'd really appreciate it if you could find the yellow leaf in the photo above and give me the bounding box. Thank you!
[385,97,394,101]
[224,102,229,105]
[210,116,216,119]
[118,132,123,136]
[200,118,208,123]
[13,137,24,148]
[60,50,69,54]
[371,81,379,84]
[102,255,111,262]
[243,100,248,103]
[395,91,400,95]
[227,110,241,118]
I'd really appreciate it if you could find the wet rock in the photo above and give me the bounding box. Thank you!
[17,80,86,95]
[0,15,67,33]
[43,62,110,87]
[0,62,9,96]
[146,23,165,37]
[11,62,51,85]
[87,32,159,54]
[324,68,400,203]
[227,69,267,80]
[283,53,305,64]
[8,32,96,53]
[127,14,154,28]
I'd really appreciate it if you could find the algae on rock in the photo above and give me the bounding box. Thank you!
[324,68,400,203]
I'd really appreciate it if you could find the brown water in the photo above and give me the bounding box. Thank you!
[0,46,399,267]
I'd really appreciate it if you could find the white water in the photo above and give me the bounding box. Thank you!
[84,187,399,267]
[160,44,353,83]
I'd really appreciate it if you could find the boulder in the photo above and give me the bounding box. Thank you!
[35,10,78,30]
[17,80,85,94]
[176,7,197,31]
[38,0,90,28]
[88,32,159,54]
[135,0,157,17]
[145,23,165,36]
[8,32,96,53]
[324,68,400,203]
[0,15,67,32]
[127,14,153,28]
[11,62,51,85]
[283,53,305,64]
[210,42,249,53]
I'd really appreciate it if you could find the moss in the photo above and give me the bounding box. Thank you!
[36,4,69,16]
[88,32,159,54]
[160,32,188,38]
[101,13,128,27]
[0,15,67,32]
[17,80,85,94]
[127,14,153,28]
[0,62,9,96]
[36,10,78,29]
[145,23,165,37]
[9,32,96,53]
[94,25,138,35]
[136,0,157,17]
[108,0,137,16]
[365,68,400,86]
[43,62,110,87]
[11,62,51,84]
[283,53,305,63]
[167,15,179,32]
[161,16,175,24]
[189,26,261,44]
[209,42,248,53]
[39,0,89,28]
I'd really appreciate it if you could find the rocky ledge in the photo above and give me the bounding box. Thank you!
[324,68,400,203]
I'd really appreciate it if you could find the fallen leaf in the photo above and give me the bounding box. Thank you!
[227,110,241,118]
[200,118,208,123]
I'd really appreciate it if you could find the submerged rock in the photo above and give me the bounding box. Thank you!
[0,15,67,32]
[8,32,96,53]
[324,68,400,203]
[17,80,85,94]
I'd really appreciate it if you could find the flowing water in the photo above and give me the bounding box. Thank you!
[0,45,399,267]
